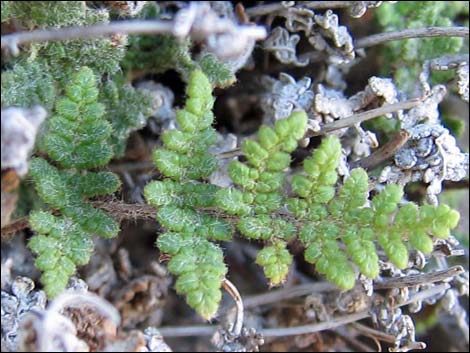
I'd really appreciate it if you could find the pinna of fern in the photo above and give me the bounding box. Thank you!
[215,111,308,286]
[28,67,121,298]
[144,69,232,320]
[289,136,460,290]
[146,70,461,321]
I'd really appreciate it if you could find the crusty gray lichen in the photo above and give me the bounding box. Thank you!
[456,61,469,102]
[264,27,309,67]
[380,124,469,205]
[1,277,47,352]
[309,10,355,65]
[261,73,314,121]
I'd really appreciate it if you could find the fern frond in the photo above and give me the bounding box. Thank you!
[144,70,231,319]
[216,111,308,285]
[28,67,121,297]
[291,136,460,289]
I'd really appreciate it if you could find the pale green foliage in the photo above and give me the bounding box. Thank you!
[124,34,237,88]
[154,70,218,180]
[100,77,155,156]
[144,70,230,320]
[144,68,461,318]
[28,211,93,297]
[2,1,88,27]
[1,61,56,110]
[6,1,461,320]
[290,137,460,290]
[3,1,126,80]
[28,67,121,297]
[376,1,468,91]
[198,54,237,88]
[1,1,13,22]
[121,3,236,88]
[216,111,307,285]
[124,34,194,77]
[2,2,149,156]
[42,67,113,169]
[157,234,227,320]
[256,241,293,286]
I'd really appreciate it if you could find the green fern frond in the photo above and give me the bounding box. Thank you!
[28,211,94,297]
[290,136,460,289]
[376,1,467,91]
[144,70,230,320]
[145,74,461,318]
[28,67,121,297]
[1,60,56,110]
[216,111,307,285]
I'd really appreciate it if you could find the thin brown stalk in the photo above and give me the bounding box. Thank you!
[356,26,469,49]
[351,130,410,170]
[158,283,450,337]
[373,266,464,289]
[305,98,422,138]
[1,20,174,52]
[222,278,244,337]
[351,323,427,350]
[0,201,157,238]
[246,1,354,17]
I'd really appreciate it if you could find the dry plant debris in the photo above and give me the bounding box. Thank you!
[1,1,468,352]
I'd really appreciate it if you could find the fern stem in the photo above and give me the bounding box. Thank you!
[355,26,469,49]
[222,279,244,337]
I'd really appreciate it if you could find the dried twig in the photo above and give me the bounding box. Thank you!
[351,322,397,344]
[335,327,377,352]
[374,266,464,289]
[1,4,266,56]
[298,27,469,65]
[305,98,423,138]
[253,283,450,337]
[443,179,470,190]
[245,3,289,17]
[351,322,426,350]
[244,282,337,309]
[355,26,469,49]
[350,130,410,170]
[158,283,450,337]
[260,310,371,337]
[1,20,174,52]
[303,1,362,10]
[246,1,355,17]
[1,216,29,239]
[158,325,214,337]
[219,100,421,159]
